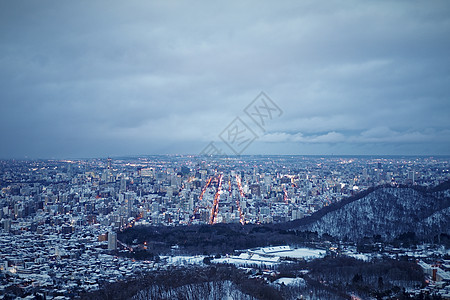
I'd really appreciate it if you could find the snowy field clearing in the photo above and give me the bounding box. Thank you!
[161,255,205,265]
[269,248,326,260]
[161,246,326,268]
[273,277,306,286]
[213,256,278,267]
[213,246,325,267]
[251,246,326,260]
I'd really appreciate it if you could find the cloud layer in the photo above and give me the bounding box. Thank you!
[1,1,449,158]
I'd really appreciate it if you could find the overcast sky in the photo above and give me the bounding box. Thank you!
[1,1,449,158]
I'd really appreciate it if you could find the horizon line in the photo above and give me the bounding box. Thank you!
[2,153,450,161]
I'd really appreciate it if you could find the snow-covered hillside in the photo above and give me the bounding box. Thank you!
[297,186,450,241]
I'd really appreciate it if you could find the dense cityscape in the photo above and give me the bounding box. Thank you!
[1,155,449,299]
[2,0,449,298]
[2,156,448,230]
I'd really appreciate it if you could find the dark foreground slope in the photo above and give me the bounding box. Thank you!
[292,181,450,242]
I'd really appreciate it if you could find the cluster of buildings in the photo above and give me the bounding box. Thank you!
[343,244,450,298]
[0,155,448,297]
[0,225,153,298]
[1,156,448,231]
[419,260,450,297]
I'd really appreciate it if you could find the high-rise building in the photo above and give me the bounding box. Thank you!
[264,173,272,185]
[108,231,117,251]
[250,184,261,197]
[189,196,194,211]
[152,202,160,213]
[2,219,11,233]
[120,177,127,192]
[125,192,134,217]
[408,171,416,183]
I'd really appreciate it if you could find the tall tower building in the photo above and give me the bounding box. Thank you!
[120,177,127,192]
[408,171,416,184]
[189,195,194,211]
[2,219,11,233]
[125,192,134,217]
[108,231,117,251]
[103,158,113,183]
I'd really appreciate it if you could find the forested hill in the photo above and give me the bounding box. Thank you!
[290,180,450,242]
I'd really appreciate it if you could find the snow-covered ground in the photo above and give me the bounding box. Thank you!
[213,256,278,267]
[251,246,326,260]
[161,255,205,265]
[160,246,326,268]
[271,248,326,260]
[344,252,370,261]
[273,277,306,286]
[250,246,291,254]
[213,246,325,267]
[132,280,255,300]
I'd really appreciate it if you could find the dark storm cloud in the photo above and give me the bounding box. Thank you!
[0,1,449,158]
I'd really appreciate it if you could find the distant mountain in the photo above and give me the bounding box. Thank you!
[292,181,450,242]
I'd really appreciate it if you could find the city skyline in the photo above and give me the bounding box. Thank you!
[1,1,450,159]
